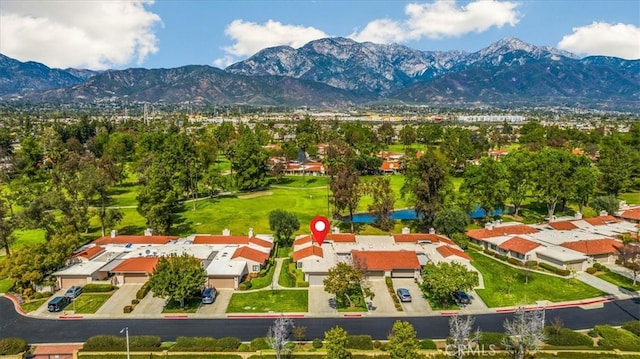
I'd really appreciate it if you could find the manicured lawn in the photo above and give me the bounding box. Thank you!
[469,251,605,307]
[620,191,640,205]
[21,299,47,312]
[226,290,308,313]
[12,229,46,247]
[272,176,329,188]
[336,288,368,312]
[596,271,640,292]
[0,278,13,293]
[73,293,112,314]
[248,262,277,290]
[162,297,202,313]
[277,258,295,288]
[277,246,291,258]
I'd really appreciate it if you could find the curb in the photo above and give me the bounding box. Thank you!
[495,297,615,313]
[226,314,305,319]
[343,313,362,318]
[164,315,189,319]
[2,293,27,315]
[59,315,84,320]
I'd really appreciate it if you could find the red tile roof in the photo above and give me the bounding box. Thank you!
[498,236,541,254]
[466,225,539,240]
[352,250,421,271]
[111,257,159,274]
[294,235,312,246]
[232,246,269,264]
[620,207,640,221]
[73,245,105,260]
[548,221,578,230]
[560,239,622,255]
[436,246,472,261]
[250,237,274,249]
[193,235,249,245]
[93,235,178,245]
[293,245,323,261]
[380,161,400,171]
[583,215,620,226]
[326,233,356,242]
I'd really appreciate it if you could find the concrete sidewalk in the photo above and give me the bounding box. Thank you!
[575,272,636,300]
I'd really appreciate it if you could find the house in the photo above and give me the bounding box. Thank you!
[352,250,421,278]
[560,239,622,264]
[111,257,159,284]
[619,206,640,224]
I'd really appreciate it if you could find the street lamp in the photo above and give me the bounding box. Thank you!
[120,327,130,359]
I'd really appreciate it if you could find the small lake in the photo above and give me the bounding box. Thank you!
[347,206,503,223]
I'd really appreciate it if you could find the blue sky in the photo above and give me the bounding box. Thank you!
[1,0,638,70]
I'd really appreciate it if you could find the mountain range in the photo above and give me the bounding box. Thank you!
[1,37,638,110]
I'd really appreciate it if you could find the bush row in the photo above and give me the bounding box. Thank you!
[136,282,151,300]
[83,284,117,293]
[467,242,484,251]
[170,336,241,352]
[591,325,640,351]
[586,267,598,274]
[83,335,162,351]
[384,276,403,311]
[346,335,373,350]
[622,320,640,337]
[539,262,571,276]
[544,327,594,346]
[32,291,53,299]
[0,337,27,355]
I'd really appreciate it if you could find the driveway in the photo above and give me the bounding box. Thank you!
[195,289,233,317]
[30,289,67,318]
[96,284,143,316]
[458,289,489,313]
[308,286,337,316]
[133,292,165,316]
[367,279,398,315]
[392,278,432,314]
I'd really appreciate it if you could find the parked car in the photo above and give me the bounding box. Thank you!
[452,290,471,305]
[201,288,217,304]
[47,296,70,312]
[65,285,83,299]
[396,288,412,302]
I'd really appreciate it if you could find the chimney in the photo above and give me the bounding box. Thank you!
[222,228,231,236]
[144,228,153,236]
[332,226,340,234]
[110,229,118,238]
[402,227,410,234]
[429,227,435,234]
[575,212,583,220]
[248,228,254,238]
[599,210,608,217]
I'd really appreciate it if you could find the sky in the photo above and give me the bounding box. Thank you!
[0,0,639,70]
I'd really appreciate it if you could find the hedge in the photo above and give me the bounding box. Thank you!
[170,337,240,352]
[312,338,323,349]
[467,242,483,251]
[0,337,27,355]
[593,325,640,351]
[539,262,571,276]
[544,327,594,346]
[123,305,133,313]
[622,320,640,337]
[82,283,117,292]
[250,337,270,351]
[586,267,598,274]
[419,338,437,349]
[83,335,162,351]
[136,282,151,300]
[507,258,523,266]
[346,335,373,350]
[477,332,506,350]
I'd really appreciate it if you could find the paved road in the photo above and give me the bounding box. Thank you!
[1,297,638,343]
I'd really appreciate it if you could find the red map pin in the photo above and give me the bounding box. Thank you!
[310,216,330,246]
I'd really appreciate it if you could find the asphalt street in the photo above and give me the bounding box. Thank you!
[0,297,638,343]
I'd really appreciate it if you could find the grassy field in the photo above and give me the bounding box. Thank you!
[72,293,112,314]
[226,290,308,313]
[21,299,47,312]
[596,271,640,292]
[0,278,14,293]
[469,251,605,307]
[247,263,277,290]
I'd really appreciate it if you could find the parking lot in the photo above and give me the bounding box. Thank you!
[392,278,432,314]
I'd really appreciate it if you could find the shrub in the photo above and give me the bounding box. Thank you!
[239,282,252,290]
[419,339,437,349]
[123,305,133,313]
[539,262,559,272]
[615,259,622,265]
[467,242,483,251]
[33,292,43,299]
[21,287,33,299]
[238,343,250,352]
[556,268,571,276]
[284,342,296,350]
[83,283,116,292]
[373,340,381,349]
[593,262,605,271]
[346,335,373,350]
[172,337,218,351]
[483,249,494,256]
[622,321,640,337]
[83,335,125,350]
[136,282,151,300]
[312,338,323,349]
[250,337,270,351]
[544,327,594,346]
[0,337,28,355]
[130,336,161,349]
[593,325,640,351]
[394,303,403,311]
[525,260,538,267]
[42,291,53,297]
[477,332,506,350]
[586,267,597,274]
[297,281,309,288]
[507,258,523,266]
[131,299,140,305]
[217,337,242,351]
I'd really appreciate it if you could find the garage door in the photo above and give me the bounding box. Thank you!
[60,276,87,288]
[209,277,235,289]
[391,269,415,278]
[123,273,148,284]
[308,274,326,286]
[366,271,385,278]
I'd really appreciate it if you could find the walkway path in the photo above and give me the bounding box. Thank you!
[575,272,635,300]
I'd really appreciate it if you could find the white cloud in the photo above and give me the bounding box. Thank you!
[349,19,409,43]
[0,0,161,70]
[558,22,640,60]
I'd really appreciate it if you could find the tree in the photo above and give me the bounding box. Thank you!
[329,165,361,233]
[365,176,395,231]
[387,320,419,359]
[269,209,300,246]
[590,195,619,216]
[617,243,640,286]
[399,126,416,148]
[292,325,307,343]
[377,122,395,145]
[0,198,16,256]
[532,149,583,220]
[230,126,269,191]
[502,307,546,359]
[148,253,206,308]
[571,166,598,213]
[137,160,179,235]
[401,149,451,229]
[448,315,481,359]
[323,262,364,308]
[433,208,469,238]
[460,157,509,221]
[325,326,351,359]
[518,121,545,151]
[266,316,294,359]
[441,128,476,171]
[598,135,633,195]
[422,262,479,304]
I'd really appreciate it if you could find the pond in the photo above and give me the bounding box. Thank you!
[347,206,503,223]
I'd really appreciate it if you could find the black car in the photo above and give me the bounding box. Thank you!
[452,290,471,305]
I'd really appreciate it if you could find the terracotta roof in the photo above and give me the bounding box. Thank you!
[571,148,584,155]
[111,257,159,274]
[249,237,274,249]
[498,236,541,254]
[393,233,448,243]
[548,220,578,230]
[436,246,472,260]
[32,344,83,355]
[466,225,539,240]
[352,250,421,271]
[380,161,400,171]
[193,235,249,245]
[305,162,323,172]
[293,245,323,261]
[73,245,105,260]
[326,233,356,242]
[560,239,622,255]
[93,235,178,245]
[620,207,640,221]
[584,215,620,226]
[232,246,269,264]
[294,235,312,246]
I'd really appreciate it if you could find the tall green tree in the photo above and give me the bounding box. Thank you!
[399,125,416,148]
[148,253,206,308]
[269,209,300,246]
[460,157,509,221]
[0,197,16,256]
[365,176,395,231]
[571,166,598,213]
[502,150,535,217]
[377,122,395,145]
[387,321,419,359]
[598,136,633,195]
[422,262,479,305]
[533,149,586,220]
[325,326,351,359]
[433,208,469,238]
[401,149,451,229]
[323,262,364,308]
[137,160,179,234]
[329,165,361,233]
[230,127,269,191]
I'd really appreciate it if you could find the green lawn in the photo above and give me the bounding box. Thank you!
[72,293,112,314]
[21,299,47,312]
[162,297,202,313]
[248,262,277,289]
[0,278,14,293]
[619,191,640,205]
[469,251,605,307]
[226,290,308,313]
[278,258,295,288]
[596,271,640,292]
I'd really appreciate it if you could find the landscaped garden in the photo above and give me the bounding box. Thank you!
[226,290,308,313]
[469,251,605,307]
[20,299,47,313]
[72,293,112,314]
[162,298,202,314]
